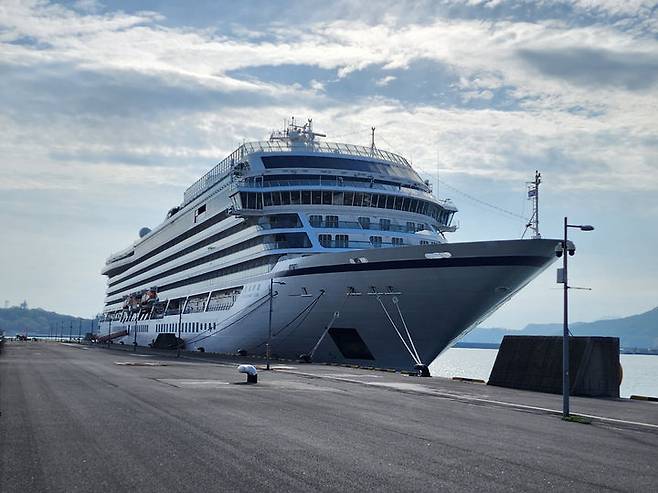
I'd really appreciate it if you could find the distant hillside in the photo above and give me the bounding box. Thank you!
[462,307,658,349]
[0,307,94,336]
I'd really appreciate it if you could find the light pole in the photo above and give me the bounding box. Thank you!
[177,299,185,358]
[133,314,138,353]
[107,318,112,348]
[558,217,594,418]
[266,278,286,370]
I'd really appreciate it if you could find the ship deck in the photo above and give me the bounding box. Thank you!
[1,341,656,492]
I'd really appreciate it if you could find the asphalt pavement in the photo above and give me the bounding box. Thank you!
[1,341,656,492]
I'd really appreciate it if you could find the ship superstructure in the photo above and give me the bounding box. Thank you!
[98,119,558,370]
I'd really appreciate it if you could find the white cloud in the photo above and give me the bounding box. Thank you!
[375,75,397,86]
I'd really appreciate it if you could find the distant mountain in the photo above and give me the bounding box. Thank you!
[0,307,94,337]
[462,306,658,349]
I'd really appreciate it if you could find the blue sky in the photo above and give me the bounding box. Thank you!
[1,0,657,328]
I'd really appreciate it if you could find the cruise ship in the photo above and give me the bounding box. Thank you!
[98,119,559,371]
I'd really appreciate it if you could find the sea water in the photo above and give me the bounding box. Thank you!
[430,347,658,399]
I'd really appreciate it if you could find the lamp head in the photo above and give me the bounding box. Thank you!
[580,225,594,231]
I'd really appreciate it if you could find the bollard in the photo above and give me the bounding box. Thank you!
[238,364,258,384]
[414,364,431,377]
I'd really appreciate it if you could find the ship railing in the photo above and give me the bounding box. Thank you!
[238,176,441,201]
[183,145,248,206]
[242,140,411,168]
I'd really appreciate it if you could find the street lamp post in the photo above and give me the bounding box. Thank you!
[266,278,286,370]
[107,318,111,348]
[133,315,138,353]
[177,300,185,358]
[559,217,594,418]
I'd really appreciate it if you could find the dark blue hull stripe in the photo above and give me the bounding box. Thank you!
[279,255,550,278]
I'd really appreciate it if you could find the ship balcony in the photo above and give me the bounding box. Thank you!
[237,176,444,203]
[317,239,407,249]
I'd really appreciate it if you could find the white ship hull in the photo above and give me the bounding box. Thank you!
[101,239,558,370]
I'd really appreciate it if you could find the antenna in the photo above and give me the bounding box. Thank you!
[523,170,541,239]
[370,127,376,153]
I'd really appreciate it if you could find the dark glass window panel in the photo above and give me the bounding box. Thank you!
[261,156,423,183]
[322,191,332,205]
[302,191,311,204]
[312,190,322,204]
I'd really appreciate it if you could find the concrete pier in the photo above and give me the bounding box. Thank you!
[1,341,656,492]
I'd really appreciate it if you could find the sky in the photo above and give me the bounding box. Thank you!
[1,0,657,329]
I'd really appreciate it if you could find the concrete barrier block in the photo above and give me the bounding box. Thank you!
[487,336,620,398]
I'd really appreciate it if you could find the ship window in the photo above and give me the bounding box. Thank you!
[406,221,415,232]
[312,190,322,205]
[420,240,429,245]
[380,218,391,231]
[263,192,273,207]
[385,196,395,209]
[394,196,403,210]
[256,193,263,209]
[302,191,311,204]
[370,194,379,207]
[309,215,322,227]
[369,236,382,247]
[353,192,364,207]
[392,237,404,246]
[335,234,349,248]
[319,234,332,247]
[362,193,372,207]
[322,191,332,205]
[194,204,207,223]
[332,191,344,205]
[325,215,338,228]
[402,197,411,212]
[290,190,301,205]
[358,217,370,229]
[343,191,354,206]
[280,191,290,205]
[272,191,282,206]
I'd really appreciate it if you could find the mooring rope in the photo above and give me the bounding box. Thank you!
[375,295,420,365]
[308,292,351,359]
[392,297,422,365]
